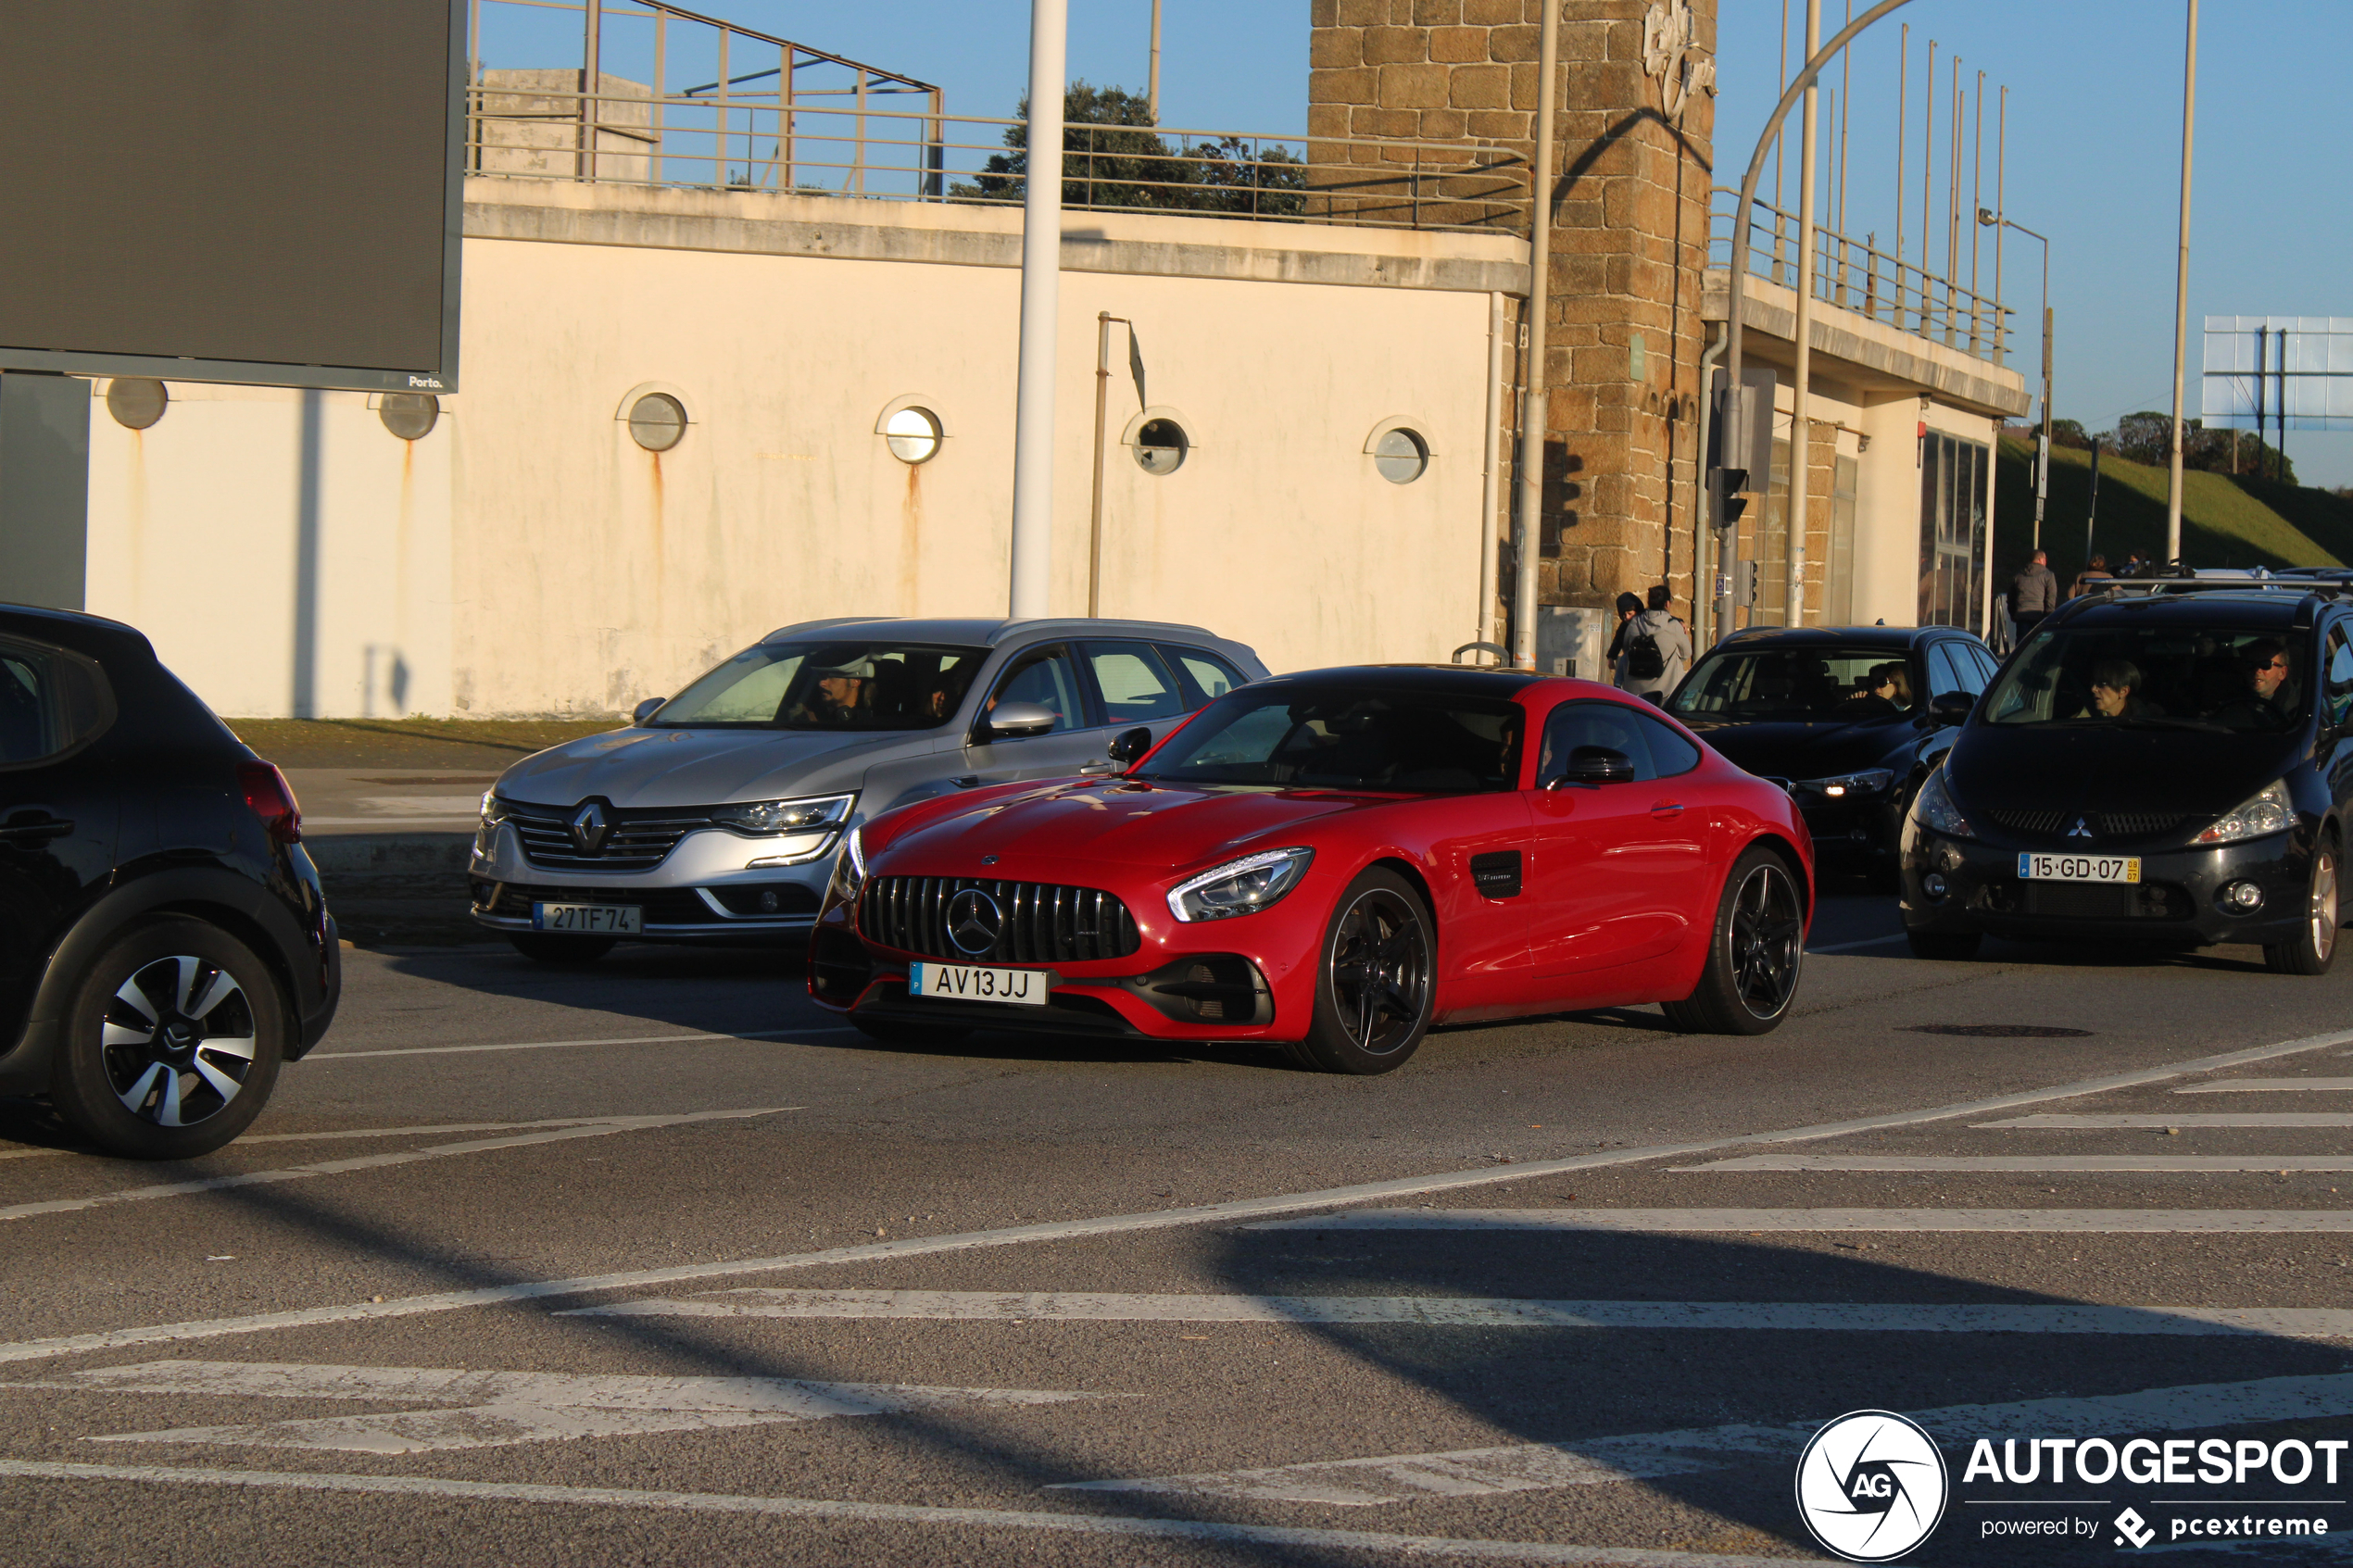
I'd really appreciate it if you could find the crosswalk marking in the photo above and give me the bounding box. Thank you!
[2176,1078,2353,1093]
[1682,1154,2353,1173]
[1976,1113,2353,1127]
[1245,1208,2353,1233]
[1056,1373,2353,1507]
[563,1288,2353,1338]
[6,1361,1101,1454]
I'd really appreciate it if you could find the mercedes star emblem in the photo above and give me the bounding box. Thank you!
[570,801,611,854]
[946,887,1003,956]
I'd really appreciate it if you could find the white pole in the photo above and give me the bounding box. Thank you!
[2166,0,2198,564]
[1786,0,1820,627]
[1478,291,1504,650]
[1511,0,1560,670]
[1148,0,1163,124]
[1009,0,1067,619]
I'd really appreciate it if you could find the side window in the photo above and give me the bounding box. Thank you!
[1083,642,1187,724]
[2326,627,2353,728]
[1164,646,1243,709]
[1636,712,1703,778]
[1969,646,2001,687]
[987,647,1084,734]
[1537,701,1659,785]
[0,637,113,767]
[1925,645,1971,699]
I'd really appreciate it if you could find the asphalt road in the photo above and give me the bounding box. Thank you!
[6,894,2353,1566]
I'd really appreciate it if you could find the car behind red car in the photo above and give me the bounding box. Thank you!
[809,666,1812,1073]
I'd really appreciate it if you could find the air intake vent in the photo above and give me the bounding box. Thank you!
[859,876,1142,964]
[1988,809,2068,836]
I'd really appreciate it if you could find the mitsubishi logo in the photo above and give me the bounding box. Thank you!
[946,887,1002,956]
[2068,816,2094,839]
[569,801,611,854]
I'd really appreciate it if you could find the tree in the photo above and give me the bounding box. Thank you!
[952,82,1305,217]
[2049,418,2093,451]
[2094,411,2297,484]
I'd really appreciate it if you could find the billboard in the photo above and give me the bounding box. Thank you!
[0,0,465,392]
[2202,316,2353,430]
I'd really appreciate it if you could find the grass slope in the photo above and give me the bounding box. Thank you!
[1994,434,2353,587]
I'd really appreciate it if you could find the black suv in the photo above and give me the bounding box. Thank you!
[0,605,339,1157]
[1902,584,2353,971]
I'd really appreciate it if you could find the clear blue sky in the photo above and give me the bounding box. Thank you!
[481,1,2353,484]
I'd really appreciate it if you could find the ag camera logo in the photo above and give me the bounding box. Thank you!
[1795,1410,1950,1562]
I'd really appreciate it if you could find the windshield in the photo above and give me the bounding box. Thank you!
[653,641,988,730]
[1135,685,1523,792]
[1984,624,2307,732]
[1669,648,1918,721]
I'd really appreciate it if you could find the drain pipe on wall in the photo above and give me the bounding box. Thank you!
[1510,0,1561,670]
[1694,321,1727,649]
[1478,291,1504,653]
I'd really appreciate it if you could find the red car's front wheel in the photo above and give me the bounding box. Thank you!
[1286,869,1435,1074]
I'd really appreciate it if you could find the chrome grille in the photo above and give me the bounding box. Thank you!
[859,876,1142,964]
[504,803,712,872]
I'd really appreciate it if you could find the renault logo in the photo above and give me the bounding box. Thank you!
[570,801,611,854]
[2068,816,2094,839]
[946,887,1002,956]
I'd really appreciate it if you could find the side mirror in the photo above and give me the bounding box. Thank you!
[632,697,664,725]
[1107,725,1154,766]
[1930,691,1973,727]
[1549,746,1637,786]
[978,700,1058,741]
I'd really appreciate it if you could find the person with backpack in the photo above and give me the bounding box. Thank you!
[1614,584,1692,703]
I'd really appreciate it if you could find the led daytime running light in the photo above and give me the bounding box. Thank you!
[1167,847,1315,923]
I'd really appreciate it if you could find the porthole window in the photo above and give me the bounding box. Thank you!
[884,406,941,464]
[628,392,687,452]
[380,392,438,441]
[106,378,167,431]
[1134,417,1188,476]
[1373,426,1429,483]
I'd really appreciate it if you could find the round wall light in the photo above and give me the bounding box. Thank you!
[1133,416,1189,476]
[1373,426,1429,483]
[884,406,942,464]
[380,392,439,441]
[628,392,687,452]
[107,378,168,431]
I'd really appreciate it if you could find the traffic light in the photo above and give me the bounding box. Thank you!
[1733,558,1759,606]
[1713,466,1749,532]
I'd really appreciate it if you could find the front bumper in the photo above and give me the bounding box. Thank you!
[468,821,832,945]
[1900,820,2316,947]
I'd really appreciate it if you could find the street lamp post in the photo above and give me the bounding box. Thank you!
[1980,207,2050,549]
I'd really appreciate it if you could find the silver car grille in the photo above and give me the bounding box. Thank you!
[504,803,714,872]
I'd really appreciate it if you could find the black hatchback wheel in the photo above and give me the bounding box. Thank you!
[1286,869,1435,1074]
[2266,835,2341,976]
[1665,848,1806,1035]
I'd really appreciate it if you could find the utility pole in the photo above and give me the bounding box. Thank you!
[2166,0,2198,564]
[1786,0,1821,628]
[1008,0,1067,618]
[1511,0,1561,669]
[1147,0,1162,124]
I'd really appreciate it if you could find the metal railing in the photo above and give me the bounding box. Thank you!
[1709,189,2014,364]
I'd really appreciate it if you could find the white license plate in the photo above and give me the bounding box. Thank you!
[909,961,1049,1006]
[533,902,643,934]
[2017,853,2142,884]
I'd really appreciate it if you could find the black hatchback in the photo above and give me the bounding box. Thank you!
[0,605,339,1157]
[1901,585,2353,971]
[1665,625,2000,870]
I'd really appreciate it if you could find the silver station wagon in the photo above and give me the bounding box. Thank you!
[468,617,1267,960]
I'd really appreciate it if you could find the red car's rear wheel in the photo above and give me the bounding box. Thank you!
[1286,869,1435,1074]
[1664,847,1805,1035]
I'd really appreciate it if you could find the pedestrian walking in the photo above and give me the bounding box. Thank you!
[1604,591,1642,677]
[2011,549,2058,636]
[1615,585,1692,703]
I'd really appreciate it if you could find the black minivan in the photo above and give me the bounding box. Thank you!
[0,605,339,1157]
[1901,584,2353,972]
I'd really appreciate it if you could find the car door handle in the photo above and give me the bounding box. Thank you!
[0,812,71,842]
[1650,801,1685,816]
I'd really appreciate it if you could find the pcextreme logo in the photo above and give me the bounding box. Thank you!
[1795,1411,1951,1562]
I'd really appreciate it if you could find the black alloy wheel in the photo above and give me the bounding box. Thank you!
[1666,847,1806,1035]
[1288,868,1435,1074]
[508,933,618,965]
[50,915,288,1159]
[2266,834,2341,976]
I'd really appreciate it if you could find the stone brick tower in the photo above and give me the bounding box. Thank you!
[1309,0,1718,630]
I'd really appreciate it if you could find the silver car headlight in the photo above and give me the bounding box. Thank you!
[1799,768,1894,799]
[479,791,510,826]
[712,793,855,835]
[1167,847,1315,923]
[1910,770,1976,839]
[2193,779,2295,846]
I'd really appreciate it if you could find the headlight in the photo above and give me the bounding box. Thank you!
[2194,779,2296,846]
[712,793,854,835]
[1910,770,1976,839]
[1167,847,1315,923]
[479,791,510,825]
[1799,768,1894,799]
[828,825,867,903]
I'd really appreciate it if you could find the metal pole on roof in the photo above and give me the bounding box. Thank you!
[1510,0,1560,670]
[1148,0,1163,124]
[2166,0,2198,562]
[1786,0,1821,629]
[1009,0,1067,618]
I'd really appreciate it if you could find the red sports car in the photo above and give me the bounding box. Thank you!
[808,666,1812,1073]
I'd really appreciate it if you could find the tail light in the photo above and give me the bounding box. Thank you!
[238,761,303,846]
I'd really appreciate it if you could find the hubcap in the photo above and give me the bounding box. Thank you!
[1729,864,1805,1020]
[2313,851,2339,961]
[100,956,258,1128]
[1327,889,1431,1056]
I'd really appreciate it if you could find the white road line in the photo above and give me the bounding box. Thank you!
[6,1361,1099,1454]
[1,1117,643,1161]
[0,1462,1824,1568]
[0,1109,795,1224]
[1683,1155,2353,1173]
[564,1288,2353,1338]
[1979,1113,2353,1128]
[2177,1079,2353,1094]
[306,1028,857,1061]
[1807,934,1909,953]
[1058,1372,2353,1507]
[6,1023,2350,1366]
[1248,1208,2353,1234]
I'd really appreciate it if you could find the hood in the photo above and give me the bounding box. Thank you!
[874,780,1376,876]
[1946,723,2303,819]
[1680,714,1914,782]
[496,726,945,809]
